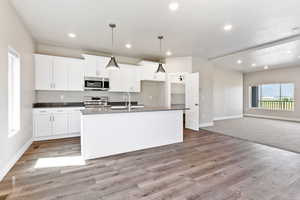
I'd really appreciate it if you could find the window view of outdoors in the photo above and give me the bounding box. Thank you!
[251,83,295,111]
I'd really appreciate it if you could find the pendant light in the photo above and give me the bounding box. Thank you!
[106,23,120,70]
[156,36,166,73]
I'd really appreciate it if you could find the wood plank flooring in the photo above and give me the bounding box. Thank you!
[1,129,300,200]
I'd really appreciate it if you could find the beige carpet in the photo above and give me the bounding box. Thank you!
[204,117,300,153]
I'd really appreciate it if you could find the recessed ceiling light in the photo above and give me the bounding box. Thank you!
[251,63,257,67]
[169,2,179,11]
[224,24,233,31]
[264,65,269,70]
[287,50,292,54]
[125,43,132,49]
[68,33,77,38]
[166,51,172,56]
[237,60,243,64]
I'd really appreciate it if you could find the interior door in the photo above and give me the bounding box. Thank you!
[185,72,199,130]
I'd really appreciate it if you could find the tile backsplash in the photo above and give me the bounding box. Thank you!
[35,81,166,107]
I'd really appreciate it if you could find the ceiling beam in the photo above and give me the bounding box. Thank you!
[209,33,300,61]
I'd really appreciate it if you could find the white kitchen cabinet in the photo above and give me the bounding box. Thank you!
[108,69,122,92]
[35,54,53,90]
[33,108,83,140]
[82,54,109,78]
[53,57,69,90]
[52,111,69,135]
[168,73,185,84]
[68,109,82,133]
[109,64,141,92]
[68,59,84,91]
[34,54,84,91]
[34,112,52,137]
[139,61,166,82]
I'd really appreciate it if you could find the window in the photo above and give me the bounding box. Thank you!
[250,83,295,111]
[8,47,20,135]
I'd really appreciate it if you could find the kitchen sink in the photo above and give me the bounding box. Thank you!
[110,105,145,110]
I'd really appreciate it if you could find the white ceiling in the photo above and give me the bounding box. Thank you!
[10,0,300,72]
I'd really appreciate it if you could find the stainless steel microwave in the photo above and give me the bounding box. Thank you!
[84,77,109,91]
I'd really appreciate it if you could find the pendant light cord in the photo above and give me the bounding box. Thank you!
[160,38,162,63]
[111,26,114,55]
[158,36,163,64]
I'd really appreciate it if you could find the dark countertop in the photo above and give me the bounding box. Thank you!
[81,106,188,115]
[33,101,138,108]
[33,102,84,108]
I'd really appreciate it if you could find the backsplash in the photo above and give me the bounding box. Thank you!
[35,81,166,107]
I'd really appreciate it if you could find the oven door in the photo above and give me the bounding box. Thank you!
[84,80,103,90]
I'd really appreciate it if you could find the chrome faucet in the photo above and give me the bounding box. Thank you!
[127,92,131,111]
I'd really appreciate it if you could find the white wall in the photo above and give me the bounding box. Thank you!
[244,66,300,120]
[0,0,35,180]
[213,67,243,120]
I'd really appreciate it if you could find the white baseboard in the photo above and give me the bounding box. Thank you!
[214,115,243,121]
[0,138,33,181]
[34,133,80,141]
[199,122,214,128]
[244,114,300,123]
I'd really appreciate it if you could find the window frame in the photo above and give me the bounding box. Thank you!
[249,82,295,112]
[8,46,21,137]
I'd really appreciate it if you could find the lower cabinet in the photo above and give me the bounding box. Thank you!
[33,108,83,140]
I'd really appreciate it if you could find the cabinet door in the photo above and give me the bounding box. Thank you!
[53,57,69,90]
[123,67,141,92]
[69,59,84,91]
[97,57,109,78]
[84,55,97,77]
[52,112,69,135]
[34,54,53,90]
[69,110,81,134]
[140,61,166,81]
[35,113,52,137]
[109,69,123,92]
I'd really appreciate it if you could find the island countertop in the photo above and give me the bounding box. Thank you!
[81,106,188,115]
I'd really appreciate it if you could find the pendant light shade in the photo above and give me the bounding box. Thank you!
[156,36,166,73]
[156,63,166,73]
[106,23,120,70]
[106,56,119,70]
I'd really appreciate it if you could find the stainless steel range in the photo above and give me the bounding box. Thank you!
[84,96,108,108]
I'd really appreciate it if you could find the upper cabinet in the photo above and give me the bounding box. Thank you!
[35,54,166,93]
[139,61,166,82]
[34,54,84,91]
[168,72,185,84]
[35,54,53,90]
[82,54,109,78]
[109,64,141,93]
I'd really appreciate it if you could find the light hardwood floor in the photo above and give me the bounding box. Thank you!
[1,129,300,200]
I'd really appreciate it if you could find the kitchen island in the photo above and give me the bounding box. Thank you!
[81,106,186,160]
